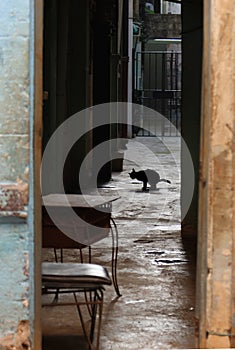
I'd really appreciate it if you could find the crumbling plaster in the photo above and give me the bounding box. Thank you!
[0,1,33,349]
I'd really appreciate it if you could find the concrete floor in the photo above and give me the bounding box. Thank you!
[42,137,197,349]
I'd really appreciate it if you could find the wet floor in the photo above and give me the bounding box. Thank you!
[42,137,197,349]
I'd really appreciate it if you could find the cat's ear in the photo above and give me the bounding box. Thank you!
[132,168,135,171]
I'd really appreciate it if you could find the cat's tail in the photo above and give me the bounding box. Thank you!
[159,179,171,184]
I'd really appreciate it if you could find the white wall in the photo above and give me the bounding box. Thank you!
[161,0,181,14]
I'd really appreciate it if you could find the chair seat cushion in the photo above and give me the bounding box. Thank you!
[42,262,112,287]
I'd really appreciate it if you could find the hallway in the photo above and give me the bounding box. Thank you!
[42,136,197,349]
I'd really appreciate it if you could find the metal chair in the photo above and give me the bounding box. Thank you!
[42,194,121,297]
[42,262,112,350]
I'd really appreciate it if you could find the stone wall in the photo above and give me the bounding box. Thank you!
[144,14,181,40]
[0,0,33,348]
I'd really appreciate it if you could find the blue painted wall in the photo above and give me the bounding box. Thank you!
[0,223,30,331]
[0,0,34,348]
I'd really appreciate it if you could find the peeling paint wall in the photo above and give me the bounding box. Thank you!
[0,224,31,349]
[197,0,235,347]
[0,0,33,349]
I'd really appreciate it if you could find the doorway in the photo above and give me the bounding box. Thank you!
[133,43,182,137]
[35,0,205,349]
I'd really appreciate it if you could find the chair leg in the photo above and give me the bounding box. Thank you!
[83,247,93,317]
[111,218,122,297]
[54,248,58,262]
[79,248,84,263]
[73,292,94,349]
[94,289,104,350]
[53,248,63,262]
[89,291,98,344]
[89,289,104,350]
[88,246,92,263]
[73,289,103,350]
[84,290,93,318]
[52,249,64,302]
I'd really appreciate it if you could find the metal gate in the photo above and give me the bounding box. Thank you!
[133,51,182,137]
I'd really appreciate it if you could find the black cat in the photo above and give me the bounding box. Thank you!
[129,168,171,191]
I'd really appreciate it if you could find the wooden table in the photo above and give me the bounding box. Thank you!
[42,194,121,296]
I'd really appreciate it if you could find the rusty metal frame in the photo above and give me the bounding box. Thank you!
[42,284,105,350]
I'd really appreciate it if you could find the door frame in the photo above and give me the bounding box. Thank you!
[33,0,43,348]
[196,0,235,348]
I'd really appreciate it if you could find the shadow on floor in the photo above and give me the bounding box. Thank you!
[42,335,88,350]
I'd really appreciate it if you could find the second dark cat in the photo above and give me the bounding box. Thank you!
[129,168,171,191]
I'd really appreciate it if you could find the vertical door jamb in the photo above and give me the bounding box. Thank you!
[196,0,211,346]
[33,0,43,348]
